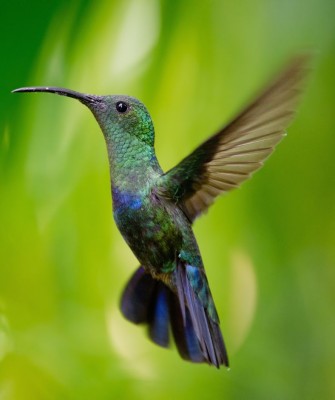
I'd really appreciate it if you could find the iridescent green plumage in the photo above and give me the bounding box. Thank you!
[12,56,308,368]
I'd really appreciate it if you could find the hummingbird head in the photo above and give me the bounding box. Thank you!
[12,87,155,147]
[89,94,155,147]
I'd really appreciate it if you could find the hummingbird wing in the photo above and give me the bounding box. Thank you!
[156,56,309,222]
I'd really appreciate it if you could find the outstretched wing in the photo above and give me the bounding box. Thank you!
[156,56,309,222]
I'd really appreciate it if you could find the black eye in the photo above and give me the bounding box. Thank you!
[116,101,128,113]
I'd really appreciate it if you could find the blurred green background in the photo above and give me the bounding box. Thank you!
[1,0,335,399]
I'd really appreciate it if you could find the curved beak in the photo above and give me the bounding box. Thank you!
[12,86,102,106]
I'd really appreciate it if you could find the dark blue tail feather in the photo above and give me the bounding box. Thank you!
[148,283,170,347]
[120,266,155,324]
[169,294,205,363]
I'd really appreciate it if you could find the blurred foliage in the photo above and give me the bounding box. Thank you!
[1,0,335,399]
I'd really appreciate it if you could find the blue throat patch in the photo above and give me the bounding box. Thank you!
[112,188,143,211]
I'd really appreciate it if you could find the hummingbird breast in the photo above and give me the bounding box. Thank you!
[112,187,185,274]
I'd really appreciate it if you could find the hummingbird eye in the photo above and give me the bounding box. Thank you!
[116,101,128,113]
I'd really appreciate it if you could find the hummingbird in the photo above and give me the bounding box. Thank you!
[13,56,307,368]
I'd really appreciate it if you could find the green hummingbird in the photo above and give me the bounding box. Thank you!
[13,56,307,368]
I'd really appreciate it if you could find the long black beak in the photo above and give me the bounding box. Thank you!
[12,86,102,106]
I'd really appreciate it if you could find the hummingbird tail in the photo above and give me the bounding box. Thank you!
[120,266,228,368]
